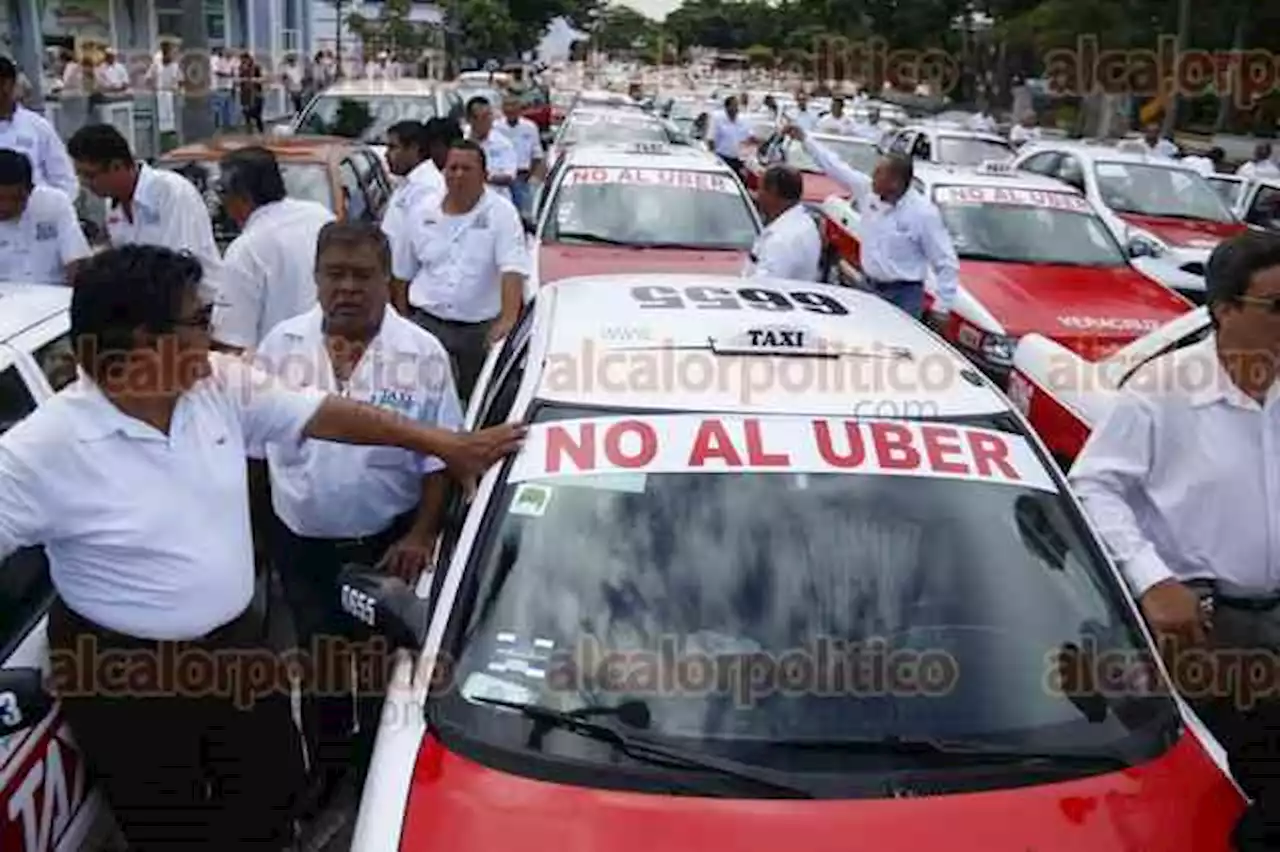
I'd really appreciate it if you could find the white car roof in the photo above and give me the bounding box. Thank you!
[531,275,1009,417]
[577,89,637,104]
[565,106,660,122]
[560,143,733,172]
[0,282,70,343]
[915,162,1086,193]
[904,125,1010,146]
[1018,140,1201,171]
[316,79,445,97]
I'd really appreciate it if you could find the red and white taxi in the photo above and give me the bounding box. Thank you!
[545,107,680,169]
[0,283,117,851]
[817,162,1193,381]
[1007,307,1211,467]
[1011,142,1248,303]
[340,274,1242,852]
[528,143,761,285]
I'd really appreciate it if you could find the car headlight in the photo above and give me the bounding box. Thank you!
[981,333,1016,366]
[1126,228,1168,259]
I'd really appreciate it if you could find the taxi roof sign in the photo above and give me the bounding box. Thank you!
[629,141,671,155]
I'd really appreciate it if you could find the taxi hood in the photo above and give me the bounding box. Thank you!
[537,243,750,285]
[800,171,844,205]
[1116,213,1245,249]
[398,734,1241,852]
[960,260,1191,359]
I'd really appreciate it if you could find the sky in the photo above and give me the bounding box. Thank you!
[618,0,683,20]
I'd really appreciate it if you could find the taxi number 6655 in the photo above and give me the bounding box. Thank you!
[630,285,849,315]
[341,585,377,627]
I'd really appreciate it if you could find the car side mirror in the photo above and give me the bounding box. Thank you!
[1126,236,1155,258]
[0,668,55,737]
[337,565,432,650]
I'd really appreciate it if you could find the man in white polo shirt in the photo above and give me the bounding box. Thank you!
[0,149,90,284]
[380,118,449,250]
[255,220,461,813]
[0,56,79,200]
[211,145,335,353]
[0,245,522,850]
[465,95,518,203]
[67,123,224,291]
[496,92,544,215]
[390,139,527,402]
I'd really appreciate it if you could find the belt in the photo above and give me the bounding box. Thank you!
[410,308,493,328]
[1188,578,1280,611]
[868,278,924,287]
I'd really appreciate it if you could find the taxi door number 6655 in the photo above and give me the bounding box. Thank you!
[341,585,377,627]
[630,285,850,315]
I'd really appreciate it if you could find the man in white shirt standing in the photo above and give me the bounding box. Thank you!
[390,139,528,402]
[465,96,518,203]
[210,146,335,352]
[1180,146,1224,178]
[709,95,760,180]
[1009,113,1042,147]
[281,53,306,115]
[255,220,462,811]
[145,41,184,153]
[815,96,857,136]
[0,244,522,851]
[67,123,223,291]
[381,118,451,250]
[93,48,131,96]
[0,150,90,284]
[210,48,235,128]
[785,123,959,320]
[968,107,997,133]
[0,57,79,200]
[744,164,821,281]
[1069,232,1280,852]
[1237,143,1279,180]
[496,92,544,216]
[1139,121,1179,159]
[787,89,819,132]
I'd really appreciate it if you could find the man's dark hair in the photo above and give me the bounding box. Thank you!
[723,95,736,110]
[67,123,134,166]
[424,117,463,147]
[315,220,390,273]
[762,165,803,204]
[448,138,487,171]
[881,153,914,192]
[0,57,16,83]
[1257,142,1274,159]
[465,96,491,118]
[1206,232,1280,311]
[218,146,287,207]
[0,149,33,188]
[387,120,429,154]
[1208,147,1226,163]
[70,246,204,381]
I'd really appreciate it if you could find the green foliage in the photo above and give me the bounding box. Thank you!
[344,0,438,56]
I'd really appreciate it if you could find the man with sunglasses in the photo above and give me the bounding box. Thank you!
[1071,231,1280,851]
[0,245,522,851]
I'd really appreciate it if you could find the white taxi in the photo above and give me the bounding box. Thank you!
[338,274,1241,852]
[0,283,118,851]
[528,143,761,286]
[881,124,1014,166]
[1011,141,1248,302]
[545,106,682,168]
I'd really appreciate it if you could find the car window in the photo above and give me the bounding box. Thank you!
[1093,161,1235,222]
[936,136,1014,166]
[160,159,335,242]
[0,364,35,435]
[1245,185,1280,229]
[32,333,76,392]
[1019,152,1061,176]
[911,134,932,160]
[889,131,913,155]
[297,94,440,144]
[1056,156,1085,190]
[338,159,372,222]
[353,150,388,213]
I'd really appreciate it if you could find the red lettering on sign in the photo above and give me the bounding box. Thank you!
[994,188,1015,204]
[869,423,921,469]
[919,426,969,474]
[688,420,743,467]
[604,420,657,468]
[743,420,790,466]
[545,423,595,473]
[812,420,867,467]
[967,432,1019,480]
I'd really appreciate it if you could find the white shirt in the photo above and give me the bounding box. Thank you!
[1238,159,1280,180]
[95,61,130,91]
[710,113,753,158]
[0,355,326,639]
[476,131,518,201]
[1180,155,1216,177]
[802,135,960,313]
[391,189,528,322]
[0,185,91,284]
[146,59,183,91]
[212,56,235,91]
[282,63,304,92]
[815,114,858,136]
[1009,125,1041,145]
[211,198,335,350]
[254,305,463,538]
[0,106,79,200]
[495,116,543,172]
[106,165,223,293]
[744,203,821,282]
[1070,336,1280,598]
[787,106,819,131]
[381,159,444,249]
[968,114,997,133]
[1141,138,1178,159]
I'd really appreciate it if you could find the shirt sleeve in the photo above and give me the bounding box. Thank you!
[801,136,872,200]
[56,194,91,266]
[418,345,464,476]
[167,180,225,296]
[38,122,80,201]
[212,354,327,453]
[390,215,419,281]
[0,443,50,559]
[210,238,266,350]
[1067,391,1174,597]
[917,203,960,312]
[494,201,529,276]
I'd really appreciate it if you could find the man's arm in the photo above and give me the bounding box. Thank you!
[0,445,50,562]
[38,124,80,201]
[488,205,529,343]
[56,194,91,281]
[389,206,421,316]
[918,206,960,316]
[787,125,871,200]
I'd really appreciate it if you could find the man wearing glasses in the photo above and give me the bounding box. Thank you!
[1071,231,1280,851]
[0,245,522,850]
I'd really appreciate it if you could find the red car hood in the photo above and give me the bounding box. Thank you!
[1116,213,1245,249]
[538,243,749,283]
[961,260,1191,359]
[400,733,1241,852]
[800,171,843,205]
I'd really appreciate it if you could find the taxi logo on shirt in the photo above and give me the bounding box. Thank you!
[373,388,416,415]
[472,212,490,230]
[34,223,57,242]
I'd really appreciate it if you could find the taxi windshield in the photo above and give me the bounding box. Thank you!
[436,410,1176,795]
[559,115,670,147]
[936,136,1014,166]
[158,159,333,242]
[1207,176,1244,211]
[935,191,1127,267]
[786,138,878,176]
[1094,162,1235,222]
[296,94,438,143]
[545,166,758,249]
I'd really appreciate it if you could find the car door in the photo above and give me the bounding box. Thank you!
[1243,184,1280,230]
[337,158,375,223]
[350,150,389,220]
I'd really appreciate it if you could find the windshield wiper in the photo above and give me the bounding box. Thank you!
[555,232,637,247]
[957,251,1011,262]
[770,736,1130,769]
[638,241,745,251]
[468,696,816,797]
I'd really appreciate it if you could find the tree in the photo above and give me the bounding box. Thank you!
[595,5,657,53]
[347,0,439,59]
